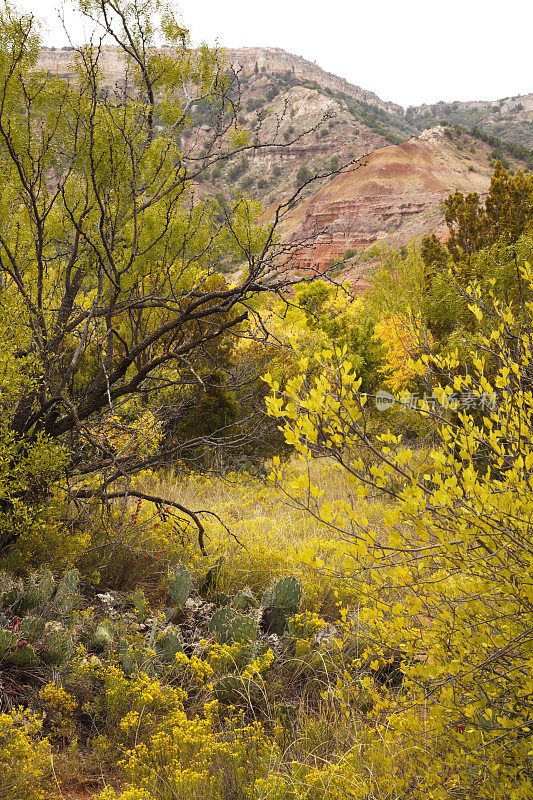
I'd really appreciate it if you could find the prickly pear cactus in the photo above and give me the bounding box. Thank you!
[132,589,149,623]
[54,569,79,600]
[200,557,225,596]
[259,577,302,635]
[94,620,114,649]
[52,569,80,620]
[168,565,192,607]
[261,588,273,608]
[271,577,302,614]
[0,629,18,658]
[1,579,25,612]
[214,674,244,703]
[208,606,234,644]
[25,570,55,610]
[259,605,287,636]
[215,672,263,705]
[18,616,46,642]
[119,640,136,677]
[156,628,184,664]
[7,641,38,666]
[228,613,259,644]
[37,569,56,604]
[231,588,258,612]
[41,625,74,665]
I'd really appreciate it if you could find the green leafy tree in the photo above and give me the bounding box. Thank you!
[0,0,319,554]
[294,281,384,392]
[421,161,533,279]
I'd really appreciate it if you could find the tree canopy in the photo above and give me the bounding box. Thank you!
[0,0,332,553]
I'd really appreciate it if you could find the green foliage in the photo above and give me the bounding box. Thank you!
[370,166,533,386]
[167,564,192,607]
[296,165,313,186]
[294,281,385,392]
[198,557,225,599]
[470,125,533,169]
[422,161,533,270]
[0,0,295,559]
[245,98,264,112]
[228,157,248,181]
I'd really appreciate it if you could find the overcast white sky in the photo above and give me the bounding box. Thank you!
[16,0,533,107]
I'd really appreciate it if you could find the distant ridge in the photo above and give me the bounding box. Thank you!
[223,47,404,115]
[37,45,533,149]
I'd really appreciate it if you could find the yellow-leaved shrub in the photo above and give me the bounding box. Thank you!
[265,263,533,799]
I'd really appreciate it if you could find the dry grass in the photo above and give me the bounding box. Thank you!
[133,458,389,614]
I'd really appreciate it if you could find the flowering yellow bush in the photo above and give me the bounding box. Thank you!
[0,709,53,800]
[39,682,77,737]
[207,641,250,675]
[98,713,280,800]
[74,659,188,747]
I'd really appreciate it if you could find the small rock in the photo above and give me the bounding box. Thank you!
[316,623,338,645]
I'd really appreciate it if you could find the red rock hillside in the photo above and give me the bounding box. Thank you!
[281,126,498,281]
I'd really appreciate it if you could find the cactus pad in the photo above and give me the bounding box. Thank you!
[119,641,136,677]
[22,570,56,611]
[7,642,38,667]
[259,605,287,636]
[41,627,74,664]
[1,579,25,612]
[52,569,80,619]
[54,569,79,600]
[156,629,184,664]
[0,629,18,658]
[132,589,149,623]
[94,620,114,649]
[271,577,302,613]
[214,674,244,703]
[168,564,192,607]
[228,613,259,644]
[208,606,234,643]
[231,588,259,611]
[18,616,46,642]
[199,556,225,596]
